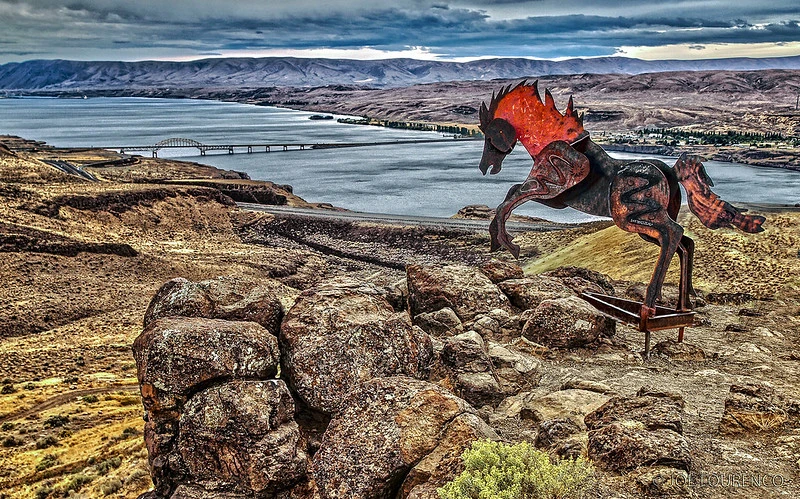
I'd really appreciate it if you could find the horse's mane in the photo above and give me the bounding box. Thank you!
[479,80,527,130]
[479,79,586,156]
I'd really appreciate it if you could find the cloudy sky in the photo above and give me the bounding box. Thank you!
[1,0,799,64]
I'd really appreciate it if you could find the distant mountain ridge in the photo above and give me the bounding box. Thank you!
[2,55,800,90]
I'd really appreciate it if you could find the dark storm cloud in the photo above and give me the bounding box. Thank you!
[0,0,798,62]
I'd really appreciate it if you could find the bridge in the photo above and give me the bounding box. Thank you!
[108,136,478,158]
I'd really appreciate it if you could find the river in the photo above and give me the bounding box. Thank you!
[1,96,798,223]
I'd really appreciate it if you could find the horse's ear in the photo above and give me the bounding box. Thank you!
[479,102,489,130]
[486,118,517,153]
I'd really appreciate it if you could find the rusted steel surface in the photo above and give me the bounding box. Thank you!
[478,80,765,355]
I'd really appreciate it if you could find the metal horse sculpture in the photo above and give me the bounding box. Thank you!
[479,81,765,351]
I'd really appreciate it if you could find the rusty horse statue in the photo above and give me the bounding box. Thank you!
[478,81,764,349]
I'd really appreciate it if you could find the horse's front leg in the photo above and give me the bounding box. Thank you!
[490,140,590,258]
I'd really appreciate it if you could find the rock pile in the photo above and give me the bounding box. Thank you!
[134,263,693,498]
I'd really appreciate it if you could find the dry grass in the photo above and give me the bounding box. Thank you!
[524,210,800,299]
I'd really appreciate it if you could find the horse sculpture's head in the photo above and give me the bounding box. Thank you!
[478,80,587,175]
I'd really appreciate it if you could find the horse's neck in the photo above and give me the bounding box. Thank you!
[583,140,620,175]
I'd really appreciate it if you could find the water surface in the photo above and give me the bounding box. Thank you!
[2,97,797,223]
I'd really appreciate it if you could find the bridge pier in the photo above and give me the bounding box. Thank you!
[200,149,206,156]
[152,150,158,158]
[247,146,252,154]
[300,144,305,150]
[283,145,288,151]
[266,146,270,153]
[228,146,234,155]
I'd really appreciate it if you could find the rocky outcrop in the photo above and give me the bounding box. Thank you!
[521,296,615,348]
[280,280,433,414]
[133,317,298,498]
[143,276,293,334]
[406,264,511,321]
[311,376,498,499]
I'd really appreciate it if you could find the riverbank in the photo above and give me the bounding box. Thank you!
[600,141,800,171]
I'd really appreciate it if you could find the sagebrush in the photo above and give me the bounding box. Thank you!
[438,439,595,499]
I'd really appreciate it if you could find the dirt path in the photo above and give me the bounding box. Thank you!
[0,384,139,423]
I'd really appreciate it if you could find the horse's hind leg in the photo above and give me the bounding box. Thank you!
[677,235,695,310]
[610,162,683,323]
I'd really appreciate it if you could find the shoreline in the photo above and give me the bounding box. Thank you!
[9,88,800,173]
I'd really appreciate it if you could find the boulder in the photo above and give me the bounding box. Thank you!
[178,380,307,493]
[487,341,542,394]
[312,376,498,499]
[280,280,433,414]
[479,260,524,283]
[719,382,799,435]
[519,389,611,427]
[542,266,615,296]
[587,421,692,472]
[143,278,213,328]
[406,264,511,321]
[132,317,283,497]
[497,276,573,310]
[585,395,684,434]
[534,417,586,459]
[521,296,615,348]
[468,309,520,342]
[440,331,503,407]
[143,276,293,334]
[134,317,280,405]
[413,307,462,336]
[586,391,692,474]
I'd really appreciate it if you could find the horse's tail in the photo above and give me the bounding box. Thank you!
[674,153,765,233]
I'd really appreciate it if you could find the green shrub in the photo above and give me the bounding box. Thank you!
[437,440,595,499]
[36,453,60,472]
[95,456,122,475]
[1,384,16,394]
[36,435,59,449]
[82,394,99,403]
[43,414,69,428]
[2,435,21,447]
[1,422,14,431]
[124,468,150,487]
[101,477,123,496]
[61,473,93,494]
[34,485,52,499]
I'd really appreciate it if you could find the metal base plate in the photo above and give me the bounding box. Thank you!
[580,291,695,358]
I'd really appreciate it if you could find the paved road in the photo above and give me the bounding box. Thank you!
[237,203,575,232]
